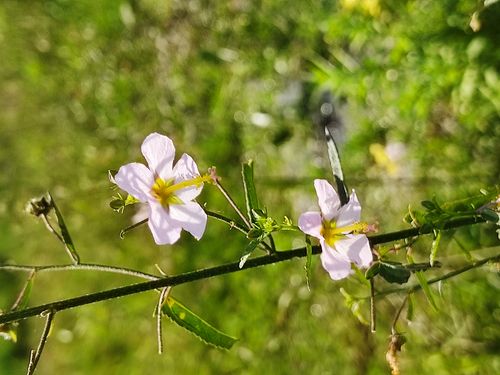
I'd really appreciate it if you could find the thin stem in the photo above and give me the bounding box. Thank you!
[267,234,277,253]
[11,270,36,311]
[391,295,409,334]
[27,310,55,375]
[368,215,485,246]
[41,214,79,265]
[375,253,500,298]
[0,263,159,281]
[156,287,171,355]
[120,218,148,239]
[205,210,248,235]
[41,214,64,246]
[214,180,252,229]
[205,209,273,253]
[370,279,376,333]
[0,217,492,325]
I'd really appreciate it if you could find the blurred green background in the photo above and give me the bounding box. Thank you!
[1,0,499,374]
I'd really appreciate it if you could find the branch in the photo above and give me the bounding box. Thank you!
[0,263,159,281]
[0,215,490,325]
[26,310,55,375]
[375,253,500,298]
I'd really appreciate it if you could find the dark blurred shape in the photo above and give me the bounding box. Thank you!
[313,90,345,146]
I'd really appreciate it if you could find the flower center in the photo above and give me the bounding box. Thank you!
[151,174,213,207]
[321,220,368,247]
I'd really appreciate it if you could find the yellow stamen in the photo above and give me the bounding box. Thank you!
[151,174,212,207]
[321,220,368,247]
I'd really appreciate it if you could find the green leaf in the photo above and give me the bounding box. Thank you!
[324,126,348,205]
[242,160,260,223]
[414,271,438,311]
[162,296,237,350]
[421,200,436,210]
[429,230,442,267]
[304,235,313,289]
[339,288,368,325]
[378,262,411,284]
[480,208,499,223]
[48,193,80,264]
[239,239,261,268]
[365,262,381,279]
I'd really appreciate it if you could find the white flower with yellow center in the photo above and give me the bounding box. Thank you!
[298,179,373,280]
[115,133,211,245]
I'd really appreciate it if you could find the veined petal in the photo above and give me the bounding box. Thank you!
[169,202,207,240]
[336,190,362,227]
[148,202,182,245]
[172,153,203,202]
[314,179,340,221]
[141,133,175,178]
[115,162,154,202]
[298,211,323,239]
[320,240,353,280]
[336,234,373,268]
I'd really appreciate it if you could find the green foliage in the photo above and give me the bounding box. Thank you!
[161,295,237,350]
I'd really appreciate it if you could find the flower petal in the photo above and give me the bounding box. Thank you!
[172,153,203,202]
[336,234,372,268]
[298,211,323,239]
[148,202,182,245]
[336,190,362,227]
[115,162,154,202]
[314,179,340,221]
[169,202,207,240]
[320,240,353,280]
[141,133,175,178]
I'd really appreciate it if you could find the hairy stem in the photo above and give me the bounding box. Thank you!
[0,263,159,281]
[375,253,500,298]
[26,310,55,375]
[0,216,492,325]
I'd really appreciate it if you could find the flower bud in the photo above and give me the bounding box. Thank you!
[26,195,53,217]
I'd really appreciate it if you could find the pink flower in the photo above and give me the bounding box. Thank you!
[115,133,210,245]
[298,179,373,280]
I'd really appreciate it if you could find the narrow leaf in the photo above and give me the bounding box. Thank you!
[162,296,237,349]
[241,161,260,223]
[324,125,348,205]
[239,239,261,268]
[339,288,369,325]
[365,262,381,279]
[378,262,411,284]
[414,271,438,311]
[304,235,313,290]
[48,193,80,264]
[429,230,442,267]
[421,200,436,210]
[480,208,499,223]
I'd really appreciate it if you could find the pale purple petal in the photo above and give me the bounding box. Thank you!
[336,234,373,268]
[336,190,362,228]
[115,162,154,202]
[298,211,323,239]
[141,133,175,178]
[172,153,203,202]
[320,240,353,280]
[148,202,182,245]
[169,202,207,240]
[314,179,340,221]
